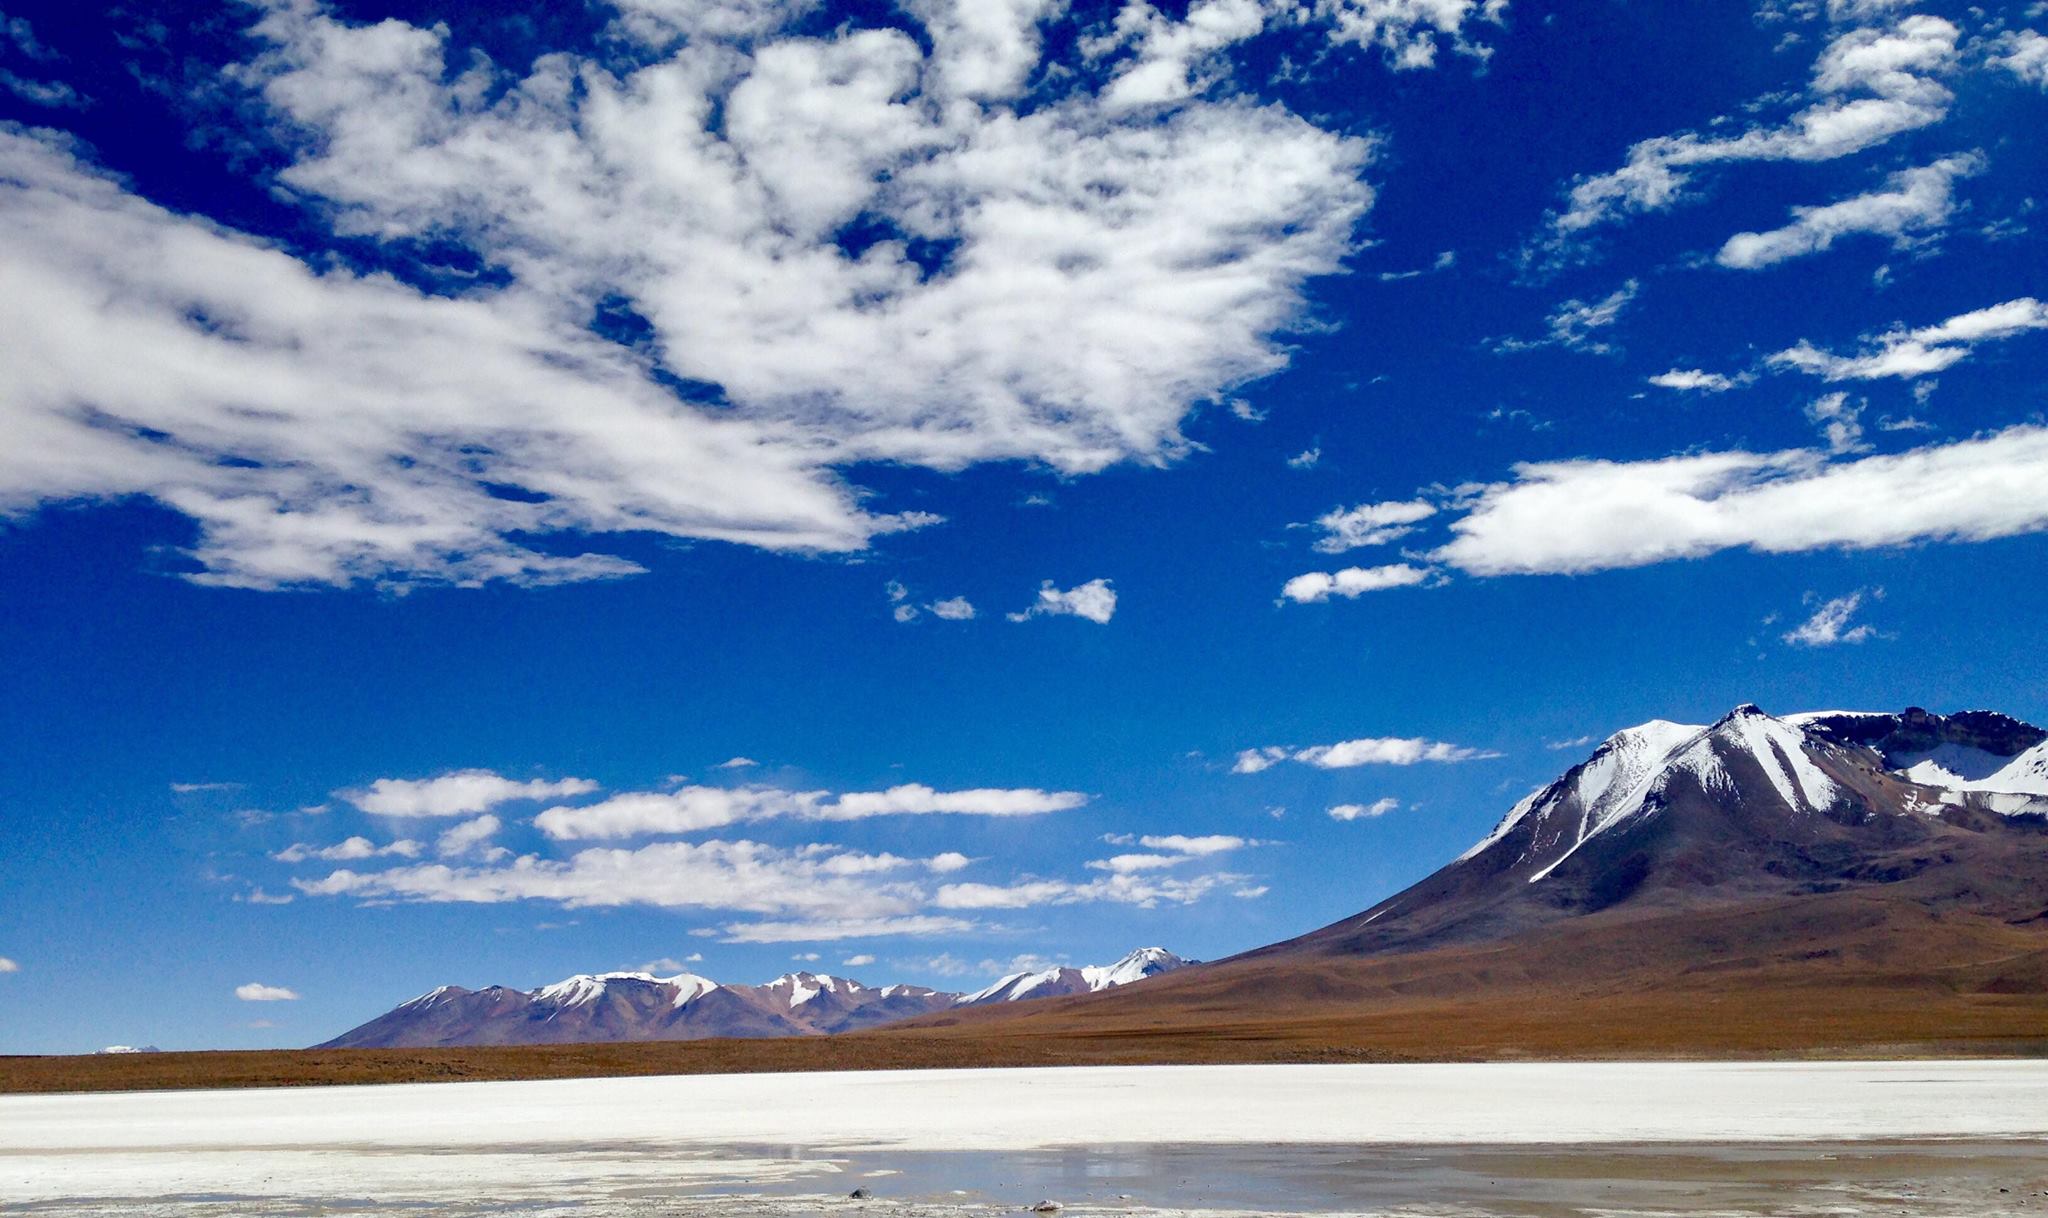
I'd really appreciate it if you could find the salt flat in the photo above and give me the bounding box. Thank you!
[4,1061,2047,1215]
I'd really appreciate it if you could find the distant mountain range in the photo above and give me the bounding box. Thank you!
[325,705,2048,1055]
[886,705,2048,1055]
[320,947,1190,1048]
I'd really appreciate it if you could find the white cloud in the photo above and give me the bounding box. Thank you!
[535,786,825,840]
[1329,798,1400,820]
[1377,249,1457,281]
[1137,833,1247,855]
[1543,15,1959,248]
[1716,154,1981,269]
[1989,29,2048,87]
[235,982,300,1001]
[1805,391,1867,454]
[435,815,504,859]
[926,851,975,873]
[346,771,600,818]
[1768,297,2048,381]
[1234,736,1498,772]
[272,836,421,864]
[719,915,977,943]
[1784,588,1880,646]
[530,781,1084,839]
[636,954,706,973]
[842,953,877,967]
[1431,425,2048,576]
[934,870,1242,910]
[1091,0,1506,110]
[1492,280,1640,354]
[1280,563,1433,602]
[791,952,822,962]
[928,596,977,621]
[823,784,1089,819]
[0,957,17,973]
[1647,369,1742,392]
[1310,499,1437,552]
[714,757,759,770]
[1008,578,1117,623]
[295,838,935,923]
[1287,447,1322,470]
[1086,832,1253,872]
[1546,280,1638,352]
[1086,852,1189,873]
[0,2,1383,590]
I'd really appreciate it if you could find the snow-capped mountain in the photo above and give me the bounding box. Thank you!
[958,947,1191,1004]
[1289,704,2048,957]
[320,949,1189,1048]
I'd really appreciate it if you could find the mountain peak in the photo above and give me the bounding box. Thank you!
[1308,702,2048,959]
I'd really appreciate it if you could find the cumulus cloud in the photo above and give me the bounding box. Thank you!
[1234,736,1498,772]
[0,0,1387,589]
[1329,798,1400,820]
[346,771,599,818]
[1768,297,2048,381]
[1541,15,1959,250]
[1310,499,1436,552]
[1716,154,1981,269]
[1430,425,2048,576]
[235,982,300,1001]
[1008,578,1118,623]
[842,953,877,967]
[272,836,422,864]
[1089,0,1505,110]
[0,957,18,973]
[928,597,977,621]
[1280,563,1433,602]
[1783,588,1881,646]
[1989,29,2048,87]
[1287,447,1322,470]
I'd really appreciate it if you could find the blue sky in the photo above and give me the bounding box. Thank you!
[1,0,2045,1053]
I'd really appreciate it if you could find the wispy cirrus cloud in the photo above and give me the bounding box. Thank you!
[1716,154,1981,270]
[1783,588,1883,647]
[1768,297,2048,381]
[1537,14,1960,258]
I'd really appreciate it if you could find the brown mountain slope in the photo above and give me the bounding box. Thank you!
[878,706,2048,1054]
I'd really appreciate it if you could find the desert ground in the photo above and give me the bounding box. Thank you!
[5,1061,2048,1217]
